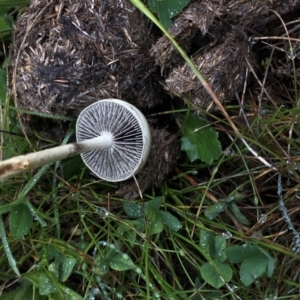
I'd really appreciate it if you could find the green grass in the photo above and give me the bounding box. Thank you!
[1,1,300,299]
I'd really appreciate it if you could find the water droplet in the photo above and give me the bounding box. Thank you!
[248,36,258,44]
[221,231,232,239]
[258,214,267,224]
[108,243,116,250]
[287,48,296,60]
[98,207,110,218]
[265,295,277,300]
[122,253,129,260]
[224,148,235,156]
[99,241,107,247]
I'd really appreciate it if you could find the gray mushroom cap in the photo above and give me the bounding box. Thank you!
[76,99,151,182]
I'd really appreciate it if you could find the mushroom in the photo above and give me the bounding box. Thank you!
[0,99,151,182]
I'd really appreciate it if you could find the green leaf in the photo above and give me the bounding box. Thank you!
[204,202,227,220]
[23,271,41,286]
[123,198,164,234]
[39,273,58,295]
[48,261,60,279]
[62,156,86,180]
[225,244,275,285]
[0,215,20,277]
[145,196,164,210]
[181,114,222,164]
[0,282,34,300]
[240,253,268,286]
[148,0,189,28]
[199,231,227,262]
[94,255,110,275]
[9,203,33,239]
[199,230,215,258]
[117,222,137,247]
[0,270,15,281]
[58,286,84,300]
[226,244,261,263]
[159,210,182,232]
[223,192,247,203]
[145,205,164,235]
[0,16,11,38]
[41,247,77,282]
[214,236,227,262]
[143,197,164,235]
[200,260,232,288]
[266,255,275,278]
[60,257,77,282]
[123,201,143,218]
[228,202,250,226]
[109,253,134,271]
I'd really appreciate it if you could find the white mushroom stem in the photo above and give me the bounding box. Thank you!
[0,133,113,181]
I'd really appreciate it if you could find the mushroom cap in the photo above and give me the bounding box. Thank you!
[76,99,151,182]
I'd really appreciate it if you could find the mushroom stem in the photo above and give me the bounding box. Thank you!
[0,134,113,181]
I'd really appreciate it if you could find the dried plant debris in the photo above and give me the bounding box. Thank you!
[150,1,220,68]
[165,24,256,110]
[117,126,179,200]
[226,0,300,29]
[11,0,163,119]
[152,0,300,67]
[151,0,300,109]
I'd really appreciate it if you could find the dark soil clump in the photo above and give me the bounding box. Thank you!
[11,0,162,117]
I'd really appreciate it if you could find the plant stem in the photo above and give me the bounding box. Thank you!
[0,134,113,181]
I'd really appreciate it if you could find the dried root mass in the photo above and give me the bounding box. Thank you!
[11,0,162,118]
[151,0,300,109]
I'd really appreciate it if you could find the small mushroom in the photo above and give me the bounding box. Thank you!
[0,99,151,182]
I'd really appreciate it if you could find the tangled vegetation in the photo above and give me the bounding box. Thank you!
[1,0,300,299]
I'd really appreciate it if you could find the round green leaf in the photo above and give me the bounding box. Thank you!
[148,0,189,28]
[160,211,182,232]
[200,260,232,289]
[240,253,268,286]
[181,114,222,164]
[123,201,143,218]
[226,244,260,263]
[39,273,58,295]
[9,203,33,239]
[59,257,77,282]
[204,202,227,220]
[94,255,110,275]
[109,254,134,271]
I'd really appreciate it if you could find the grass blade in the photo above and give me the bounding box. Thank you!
[0,215,20,277]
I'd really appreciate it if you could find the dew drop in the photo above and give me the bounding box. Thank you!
[248,36,258,44]
[258,214,267,224]
[122,253,129,260]
[287,48,296,60]
[221,231,232,239]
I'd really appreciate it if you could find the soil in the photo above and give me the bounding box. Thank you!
[10,0,300,198]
